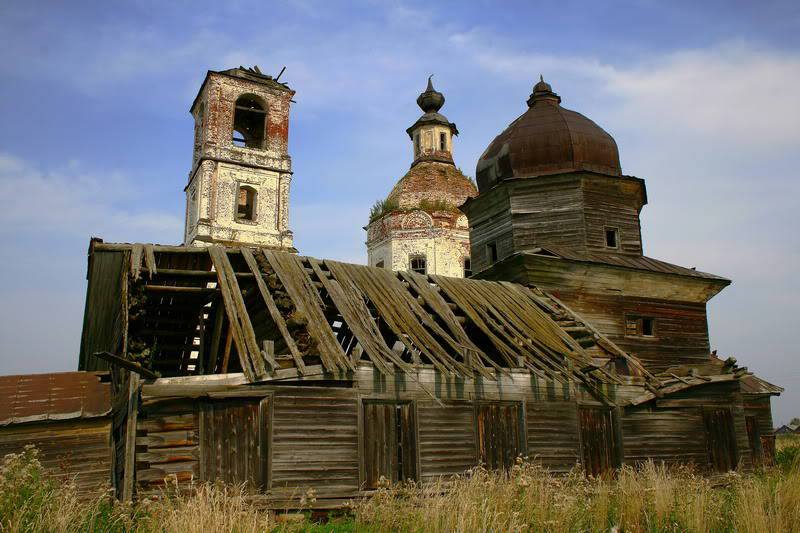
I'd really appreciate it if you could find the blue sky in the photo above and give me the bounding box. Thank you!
[0,0,798,423]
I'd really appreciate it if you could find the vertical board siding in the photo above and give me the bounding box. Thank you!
[135,405,199,491]
[579,407,619,477]
[0,420,112,497]
[270,392,359,499]
[200,398,266,490]
[362,402,417,488]
[622,407,707,466]
[418,402,477,481]
[477,402,523,470]
[703,407,738,472]
[526,401,581,472]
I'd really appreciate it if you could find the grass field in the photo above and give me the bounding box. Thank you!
[1,436,798,532]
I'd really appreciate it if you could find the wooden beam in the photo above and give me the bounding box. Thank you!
[121,373,141,502]
[240,247,307,375]
[92,351,159,379]
[143,285,216,295]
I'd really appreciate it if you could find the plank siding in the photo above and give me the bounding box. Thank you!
[270,392,359,500]
[582,177,643,255]
[622,407,707,466]
[526,400,581,472]
[0,419,112,497]
[135,402,199,490]
[417,402,477,481]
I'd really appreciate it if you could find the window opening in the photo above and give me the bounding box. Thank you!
[439,132,447,151]
[232,95,267,149]
[414,133,421,156]
[487,242,498,263]
[375,260,384,269]
[641,317,654,337]
[626,316,656,338]
[409,255,427,275]
[605,227,619,248]
[237,186,256,221]
[463,257,472,278]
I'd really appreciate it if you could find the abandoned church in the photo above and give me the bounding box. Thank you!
[0,66,782,507]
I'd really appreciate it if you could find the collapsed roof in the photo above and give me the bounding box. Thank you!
[79,241,774,405]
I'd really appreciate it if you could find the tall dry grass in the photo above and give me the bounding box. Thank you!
[1,444,799,532]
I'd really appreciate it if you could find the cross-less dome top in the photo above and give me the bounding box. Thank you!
[476,77,621,191]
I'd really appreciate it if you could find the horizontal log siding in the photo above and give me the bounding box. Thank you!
[0,419,112,497]
[509,177,586,253]
[270,391,359,500]
[417,402,477,481]
[526,401,581,472]
[135,404,199,492]
[622,407,707,466]
[582,177,643,255]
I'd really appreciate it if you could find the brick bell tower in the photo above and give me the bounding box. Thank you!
[184,66,295,249]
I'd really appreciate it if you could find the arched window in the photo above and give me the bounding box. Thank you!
[237,185,256,221]
[232,95,267,149]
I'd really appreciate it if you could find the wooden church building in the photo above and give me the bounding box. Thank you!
[68,67,784,507]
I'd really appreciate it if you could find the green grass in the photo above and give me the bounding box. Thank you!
[2,445,800,532]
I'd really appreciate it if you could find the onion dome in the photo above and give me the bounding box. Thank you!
[406,76,459,140]
[476,76,621,191]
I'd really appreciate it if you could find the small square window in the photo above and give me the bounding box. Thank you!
[375,260,384,269]
[605,227,619,248]
[409,255,427,274]
[626,315,656,338]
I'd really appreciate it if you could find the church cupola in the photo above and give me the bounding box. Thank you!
[365,77,476,278]
[406,76,459,167]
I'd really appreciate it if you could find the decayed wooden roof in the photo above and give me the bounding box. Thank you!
[0,372,110,426]
[80,242,643,396]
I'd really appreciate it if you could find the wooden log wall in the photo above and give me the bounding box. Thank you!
[508,176,587,253]
[135,402,200,494]
[622,406,708,466]
[270,389,359,505]
[130,367,760,505]
[526,400,581,472]
[551,291,712,372]
[0,419,112,497]
[581,176,644,255]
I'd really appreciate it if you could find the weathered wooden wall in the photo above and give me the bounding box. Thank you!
[555,292,711,371]
[130,367,759,507]
[0,419,112,497]
[622,406,708,466]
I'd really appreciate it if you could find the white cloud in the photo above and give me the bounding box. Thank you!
[0,154,182,243]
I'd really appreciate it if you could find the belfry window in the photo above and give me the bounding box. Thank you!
[439,132,447,151]
[409,255,427,274]
[232,95,267,149]
[237,185,256,221]
[605,227,619,249]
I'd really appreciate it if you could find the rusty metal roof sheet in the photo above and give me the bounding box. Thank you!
[0,371,111,426]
